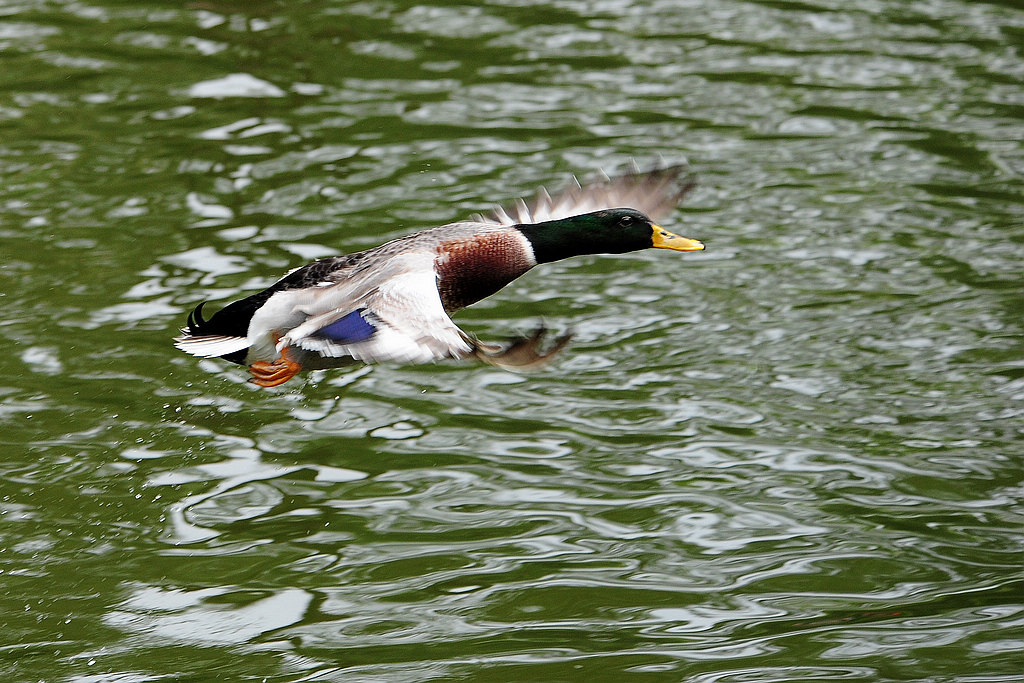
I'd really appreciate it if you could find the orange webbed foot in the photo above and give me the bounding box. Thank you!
[249,350,302,387]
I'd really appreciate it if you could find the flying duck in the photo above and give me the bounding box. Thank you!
[174,165,704,387]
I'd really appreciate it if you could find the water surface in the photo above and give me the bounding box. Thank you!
[1,1,1022,681]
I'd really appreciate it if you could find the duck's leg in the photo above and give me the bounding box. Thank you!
[249,347,302,387]
[469,325,573,371]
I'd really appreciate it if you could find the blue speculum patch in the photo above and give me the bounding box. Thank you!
[317,309,376,342]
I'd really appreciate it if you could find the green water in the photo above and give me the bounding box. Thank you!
[2,1,1022,680]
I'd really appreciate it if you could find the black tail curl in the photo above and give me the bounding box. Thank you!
[186,302,210,335]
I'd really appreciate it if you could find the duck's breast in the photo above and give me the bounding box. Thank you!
[435,229,537,312]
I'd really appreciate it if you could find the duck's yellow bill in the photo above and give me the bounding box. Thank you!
[651,225,705,252]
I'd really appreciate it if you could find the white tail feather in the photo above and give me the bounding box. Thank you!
[174,334,250,358]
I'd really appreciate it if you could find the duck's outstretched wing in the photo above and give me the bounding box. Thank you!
[275,252,474,364]
[481,162,695,227]
[275,265,575,371]
[465,325,574,371]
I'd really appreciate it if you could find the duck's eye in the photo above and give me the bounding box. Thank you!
[619,215,634,227]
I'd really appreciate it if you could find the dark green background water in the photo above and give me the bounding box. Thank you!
[2,1,1022,681]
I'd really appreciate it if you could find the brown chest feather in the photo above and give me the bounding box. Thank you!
[436,232,534,312]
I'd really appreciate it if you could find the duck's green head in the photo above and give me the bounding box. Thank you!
[517,208,705,264]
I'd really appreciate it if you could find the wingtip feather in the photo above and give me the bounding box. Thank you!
[486,160,695,226]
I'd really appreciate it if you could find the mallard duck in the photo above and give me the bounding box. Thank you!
[174,165,704,387]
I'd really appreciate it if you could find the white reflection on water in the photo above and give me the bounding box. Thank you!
[152,453,366,544]
[105,584,312,644]
[188,73,286,99]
